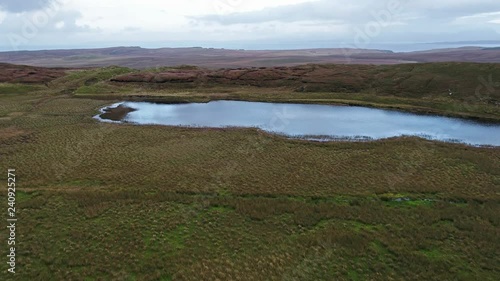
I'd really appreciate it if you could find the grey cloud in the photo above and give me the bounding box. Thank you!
[406,0,500,19]
[51,10,95,32]
[195,0,500,25]
[0,9,97,51]
[194,1,367,25]
[1,0,499,50]
[0,0,56,13]
[0,9,94,33]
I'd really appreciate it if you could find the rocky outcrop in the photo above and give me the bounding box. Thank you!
[108,63,500,99]
[110,65,369,92]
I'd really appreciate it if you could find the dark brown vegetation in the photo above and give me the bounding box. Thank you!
[0,63,67,83]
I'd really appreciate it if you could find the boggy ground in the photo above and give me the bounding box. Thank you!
[0,63,499,280]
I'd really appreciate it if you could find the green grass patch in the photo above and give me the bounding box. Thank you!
[349,221,382,232]
[371,241,390,256]
[50,66,136,95]
[347,269,360,281]
[383,199,435,208]
[209,206,234,213]
[164,224,189,251]
[406,199,434,207]
[0,83,45,94]
[57,179,105,187]
[419,248,446,260]
[16,191,35,202]
[75,82,122,95]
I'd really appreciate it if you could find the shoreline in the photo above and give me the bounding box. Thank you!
[96,100,500,147]
[90,95,500,124]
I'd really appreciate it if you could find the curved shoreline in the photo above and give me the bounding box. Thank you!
[89,95,500,124]
[95,100,500,147]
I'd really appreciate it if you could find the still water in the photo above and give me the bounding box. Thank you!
[96,101,500,146]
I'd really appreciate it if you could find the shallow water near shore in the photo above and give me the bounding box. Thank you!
[96,101,500,147]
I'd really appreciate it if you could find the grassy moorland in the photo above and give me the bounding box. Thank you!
[0,63,499,280]
[1,46,500,68]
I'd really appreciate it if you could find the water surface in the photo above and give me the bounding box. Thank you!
[96,101,500,146]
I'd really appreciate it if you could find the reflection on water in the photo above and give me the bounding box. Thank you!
[96,101,500,147]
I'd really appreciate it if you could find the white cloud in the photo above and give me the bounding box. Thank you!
[64,0,317,32]
[0,10,6,24]
[457,11,500,20]
[55,20,65,29]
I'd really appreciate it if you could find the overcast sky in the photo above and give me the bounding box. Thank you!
[0,0,499,51]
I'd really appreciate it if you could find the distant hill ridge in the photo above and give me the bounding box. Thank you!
[0,46,498,69]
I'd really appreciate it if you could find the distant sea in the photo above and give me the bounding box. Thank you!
[209,42,500,53]
[1,42,499,53]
